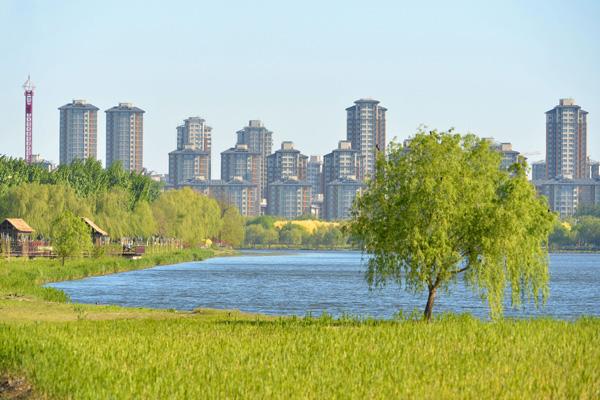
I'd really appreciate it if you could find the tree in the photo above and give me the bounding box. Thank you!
[279,223,305,245]
[0,183,92,238]
[51,210,93,265]
[350,130,555,320]
[574,216,600,247]
[549,220,576,248]
[152,188,222,246]
[220,206,245,247]
[245,224,265,246]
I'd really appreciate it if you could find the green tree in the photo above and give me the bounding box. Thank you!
[350,130,555,320]
[549,220,576,248]
[152,188,222,245]
[263,228,279,247]
[279,223,305,245]
[245,224,266,246]
[0,183,92,238]
[220,206,245,247]
[51,210,93,265]
[323,227,345,248]
[574,216,600,247]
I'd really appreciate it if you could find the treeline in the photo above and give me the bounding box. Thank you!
[0,157,245,247]
[244,216,352,249]
[550,205,600,249]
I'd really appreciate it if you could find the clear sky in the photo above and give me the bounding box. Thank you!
[1,0,599,176]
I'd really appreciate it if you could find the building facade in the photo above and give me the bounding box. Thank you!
[486,140,521,170]
[105,103,145,172]
[169,117,213,186]
[323,140,360,184]
[221,144,262,191]
[534,179,600,218]
[168,147,211,186]
[266,177,311,219]
[177,117,212,153]
[266,142,308,183]
[346,98,386,180]
[532,160,546,180]
[208,178,260,217]
[59,100,99,165]
[307,155,323,201]
[546,98,588,179]
[323,177,364,221]
[236,120,273,200]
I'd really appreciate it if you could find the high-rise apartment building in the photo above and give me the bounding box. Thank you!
[534,99,599,218]
[266,177,312,218]
[168,146,211,186]
[487,140,521,170]
[532,160,547,180]
[221,144,262,190]
[346,98,386,180]
[209,177,260,217]
[307,155,323,201]
[105,103,145,172]
[546,98,588,179]
[177,117,212,153]
[58,100,99,165]
[236,120,273,200]
[266,142,308,183]
[322,140,362,220]
[323,177,364,221]
[323,140,360,184]
[169,117,213,186]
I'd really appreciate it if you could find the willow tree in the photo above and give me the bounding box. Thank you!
[350,130,555,320]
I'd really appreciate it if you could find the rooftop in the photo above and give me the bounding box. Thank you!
[1,218,34,233]
[105,103,145,113]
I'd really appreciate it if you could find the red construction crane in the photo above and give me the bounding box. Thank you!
[23,75,35,164]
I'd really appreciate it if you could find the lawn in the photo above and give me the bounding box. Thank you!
[0,251,599,399]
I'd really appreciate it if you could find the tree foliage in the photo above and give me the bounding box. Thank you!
[51,210,93,265]
[350,130,556,320]
[0,157,161,207]
[151,188,222,246]
[220,206,245,247]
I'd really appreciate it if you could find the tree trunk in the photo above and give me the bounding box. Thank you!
[424,285,437,322]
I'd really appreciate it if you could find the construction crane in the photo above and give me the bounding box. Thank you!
[23,75,35,164]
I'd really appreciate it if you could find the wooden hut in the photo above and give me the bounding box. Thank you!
[0,218,34,241]
[81,217,109,245]
[0,218,35,256]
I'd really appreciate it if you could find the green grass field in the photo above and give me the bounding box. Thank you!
[1,252,599,399]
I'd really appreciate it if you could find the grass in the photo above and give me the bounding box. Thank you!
[1,250,599,399]
[0,247,218,302]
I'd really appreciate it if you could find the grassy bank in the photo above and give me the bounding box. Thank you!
[0,248,218,302]
[1,251,599,399]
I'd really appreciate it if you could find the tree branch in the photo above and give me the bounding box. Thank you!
[450,265,470,275]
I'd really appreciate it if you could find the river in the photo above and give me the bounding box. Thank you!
[48,251,600,319]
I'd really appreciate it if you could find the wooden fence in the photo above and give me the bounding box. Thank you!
[0,236,185,259]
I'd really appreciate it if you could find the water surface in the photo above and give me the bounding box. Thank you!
[48,251,600,319]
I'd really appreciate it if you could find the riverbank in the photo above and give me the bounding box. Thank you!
[1,250,599,398]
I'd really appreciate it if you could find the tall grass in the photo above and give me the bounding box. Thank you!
[0,315,598,399]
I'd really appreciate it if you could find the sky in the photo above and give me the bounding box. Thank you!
[1,0,599,177]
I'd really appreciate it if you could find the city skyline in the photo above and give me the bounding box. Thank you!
[1,1,598,176]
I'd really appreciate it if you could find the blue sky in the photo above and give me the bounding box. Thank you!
[1,0,599,176]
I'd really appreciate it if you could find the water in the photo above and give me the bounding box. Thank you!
[48,251,600,319]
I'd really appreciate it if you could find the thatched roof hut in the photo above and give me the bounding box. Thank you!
[82,217,109,244]
[0,218,34,240]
